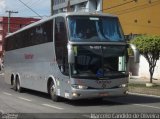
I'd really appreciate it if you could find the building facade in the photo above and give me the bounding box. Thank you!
[103,0,160,36]
[102,0,160,79]
[0,17,39,63]
[53,0,102,14]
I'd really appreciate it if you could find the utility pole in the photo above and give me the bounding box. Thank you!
[67,0,71,12]
[6,10,18,33]
[51,0,54,15]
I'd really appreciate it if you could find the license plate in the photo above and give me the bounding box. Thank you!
[99,93,109,96]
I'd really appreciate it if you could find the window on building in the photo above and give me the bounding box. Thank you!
[0,35,2,41]
[0,23,2,30]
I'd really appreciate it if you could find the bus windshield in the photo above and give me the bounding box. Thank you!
[71,45,128,79]
[68,16,124,42]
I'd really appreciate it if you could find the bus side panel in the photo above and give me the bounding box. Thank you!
[4,43,56,93]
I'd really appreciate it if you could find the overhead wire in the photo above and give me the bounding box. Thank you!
[30,0,46,8]
[102,0,160,29]
[122,22,160,29]
[17,0,42,18]
[18,0,42,11]
[18,0,50,18]
[113,0,160,15]
[102,0,136,11]
[15,0,36,11]
[101,0,160,15]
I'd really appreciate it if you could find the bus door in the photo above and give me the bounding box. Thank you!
[54,17,70,93]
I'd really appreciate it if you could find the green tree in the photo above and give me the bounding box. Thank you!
[131,35,160,83]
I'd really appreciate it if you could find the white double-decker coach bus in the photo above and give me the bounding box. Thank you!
[4,12,139,101]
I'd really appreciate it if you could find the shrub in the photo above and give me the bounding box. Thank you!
[131,35,160,83]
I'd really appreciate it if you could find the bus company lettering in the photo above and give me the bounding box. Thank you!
[76,79,85,85]
[24,54,34,59]
[97,80,111,84]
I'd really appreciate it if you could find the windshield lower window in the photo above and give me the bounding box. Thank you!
[71,45,128,79]
[68,16,124,42]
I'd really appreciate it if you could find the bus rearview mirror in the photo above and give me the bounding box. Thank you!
[68,44,75,64]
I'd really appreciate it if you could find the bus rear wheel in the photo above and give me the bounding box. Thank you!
[49,81,60,102]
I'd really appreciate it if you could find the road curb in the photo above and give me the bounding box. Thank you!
[128,92,160,98]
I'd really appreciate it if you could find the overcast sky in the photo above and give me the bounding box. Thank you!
[0,0,51,18]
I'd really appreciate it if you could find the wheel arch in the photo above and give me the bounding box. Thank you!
[11,74,15,85]
[15,73,21,84]
[47,75,57,94]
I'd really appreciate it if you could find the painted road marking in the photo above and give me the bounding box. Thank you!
[18,97,32,102]
[3,92,12,96]
[42,104,63,110]
[133,104,160,110]
[106,97,160,111]
[0,110,4,114]
[129,92,160,98]
[0,73,4,75]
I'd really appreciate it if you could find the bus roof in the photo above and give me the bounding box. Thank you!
[5,12,118,38]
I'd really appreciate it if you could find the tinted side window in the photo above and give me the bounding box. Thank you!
[5,20,53,51]
[29,20,53,46]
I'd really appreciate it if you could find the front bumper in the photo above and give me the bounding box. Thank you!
[69,87,128,100]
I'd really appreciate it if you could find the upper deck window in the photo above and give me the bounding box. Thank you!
[68,16,124,42]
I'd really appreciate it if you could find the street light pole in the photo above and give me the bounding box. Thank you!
[6,10,18,33]
[67,0,71,12]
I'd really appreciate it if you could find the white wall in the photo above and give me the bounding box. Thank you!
[87,0,102,12]
[53,0,102,13]
[139,56,160,79]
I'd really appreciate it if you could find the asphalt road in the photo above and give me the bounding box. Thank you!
[0,74,160,119]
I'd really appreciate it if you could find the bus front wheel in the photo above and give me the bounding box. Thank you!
[49,81,60,102]
[13,79,17,91]
[16,78,22,93]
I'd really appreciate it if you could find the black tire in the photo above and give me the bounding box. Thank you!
[49,81,60,102]
[13,79,17,91]
[94,98,103,102]
[16,78,22,93]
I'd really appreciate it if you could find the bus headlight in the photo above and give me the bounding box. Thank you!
[120,84,128,88]
[72,85,88,89]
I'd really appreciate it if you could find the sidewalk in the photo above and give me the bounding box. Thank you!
[129,76,160,85]
[128,76,160,96]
